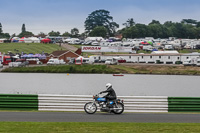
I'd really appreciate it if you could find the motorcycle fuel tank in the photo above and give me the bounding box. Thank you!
[97,97,106,102]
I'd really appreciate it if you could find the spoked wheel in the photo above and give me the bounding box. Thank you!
[113,103,124,114]
[84,102,97,114]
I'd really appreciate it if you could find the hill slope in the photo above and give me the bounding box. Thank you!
[0,43,66,54]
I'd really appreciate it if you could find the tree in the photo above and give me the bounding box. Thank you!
[62,32,71,37]
[196,22,200,27]
[11,33,16,37]
[148,24,163,38]
[37,32,47,38]
[181,19,197,24]
[84,9,119,36]
[164,21,173,27]
[108,22,119,36]
[71,28,79,37]
[18,31,34,38]
[22,23,26,33]
[120,18,200,39]
[48,31,60,36]
[2,33,10,39]
[18,23,34,37]
[0,23,2,34]
[89,26,107,38]
[123,18,135,27]
[79,32,87,39]
[149,20,161,25]
[135,24,147,38]
[121,26,137,38]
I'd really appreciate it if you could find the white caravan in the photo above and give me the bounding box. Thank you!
[183,58,197,66]
[74,56,91,64]
[105,57,123,65]
[196,58,200,67]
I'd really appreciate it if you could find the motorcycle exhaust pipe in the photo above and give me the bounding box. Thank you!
[110,108,123,110]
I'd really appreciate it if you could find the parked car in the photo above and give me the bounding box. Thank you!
[9,59,29,67]
[118,59,126,63]
[18,61,29,67]
[41,38,51,43]
[99,59,106,63]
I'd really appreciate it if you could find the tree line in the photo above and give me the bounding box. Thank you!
[1,9,200,39]
[0,22,82,39]
[120,19,200,39]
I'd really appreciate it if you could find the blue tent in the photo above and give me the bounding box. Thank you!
[152,48,158,51]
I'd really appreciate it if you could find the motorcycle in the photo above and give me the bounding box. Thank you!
[84,93,124,114]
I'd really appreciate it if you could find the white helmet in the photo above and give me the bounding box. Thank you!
[106,83,112,89]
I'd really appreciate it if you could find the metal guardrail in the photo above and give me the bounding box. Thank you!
[1,94,200,113]
[38,94,168,112]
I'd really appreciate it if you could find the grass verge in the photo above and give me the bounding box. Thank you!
[0,122,200,133]
[3,64,200,75]
[2,64,118,74]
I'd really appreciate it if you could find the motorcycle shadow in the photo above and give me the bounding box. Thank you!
[94,112,124,115]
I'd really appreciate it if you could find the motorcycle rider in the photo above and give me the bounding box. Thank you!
[100,83,117,107]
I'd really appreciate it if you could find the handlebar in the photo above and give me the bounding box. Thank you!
[94,93,101,97]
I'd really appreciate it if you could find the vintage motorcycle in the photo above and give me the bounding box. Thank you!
[84,93,124,114]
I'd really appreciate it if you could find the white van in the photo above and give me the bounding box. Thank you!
[165,45,173,50]
[47,59,66,65]
[105,58,118,65]
[9,62,21,67]
[196,58,200,67]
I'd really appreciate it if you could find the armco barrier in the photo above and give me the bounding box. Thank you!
[0,94,38,111]
[2,94,200,113]
[38,94,168,112]
[168,97,200,112]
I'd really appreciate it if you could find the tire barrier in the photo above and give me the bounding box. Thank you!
[1,94,200,113]
[0,94,38,111]
[168,97,200,112]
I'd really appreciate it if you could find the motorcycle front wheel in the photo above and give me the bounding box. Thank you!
[84,102,97,114]
[113,103,124,114]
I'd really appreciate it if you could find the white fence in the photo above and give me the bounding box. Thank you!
[38,94,168,112]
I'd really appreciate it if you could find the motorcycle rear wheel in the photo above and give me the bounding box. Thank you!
[113,103,124,114]
[84,102,97,114]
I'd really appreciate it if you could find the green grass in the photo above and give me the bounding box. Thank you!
[178,49,200,53]
[0,122,200,133]
[72,44,90,49]
[3,64,200,75]
[2,64,118,74]
[0,43,65,54]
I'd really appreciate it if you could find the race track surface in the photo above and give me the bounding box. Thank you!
[0,112,200,123]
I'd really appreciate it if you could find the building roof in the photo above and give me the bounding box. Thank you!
[151,51,179,54]
[50,50,69,57]
[49,50,80,57]
[99,52,200,56]
[104,53,182,56]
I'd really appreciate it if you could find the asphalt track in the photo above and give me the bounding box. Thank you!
[0,112,200,123]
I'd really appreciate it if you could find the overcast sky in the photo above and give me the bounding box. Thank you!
[0,0,200,35]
